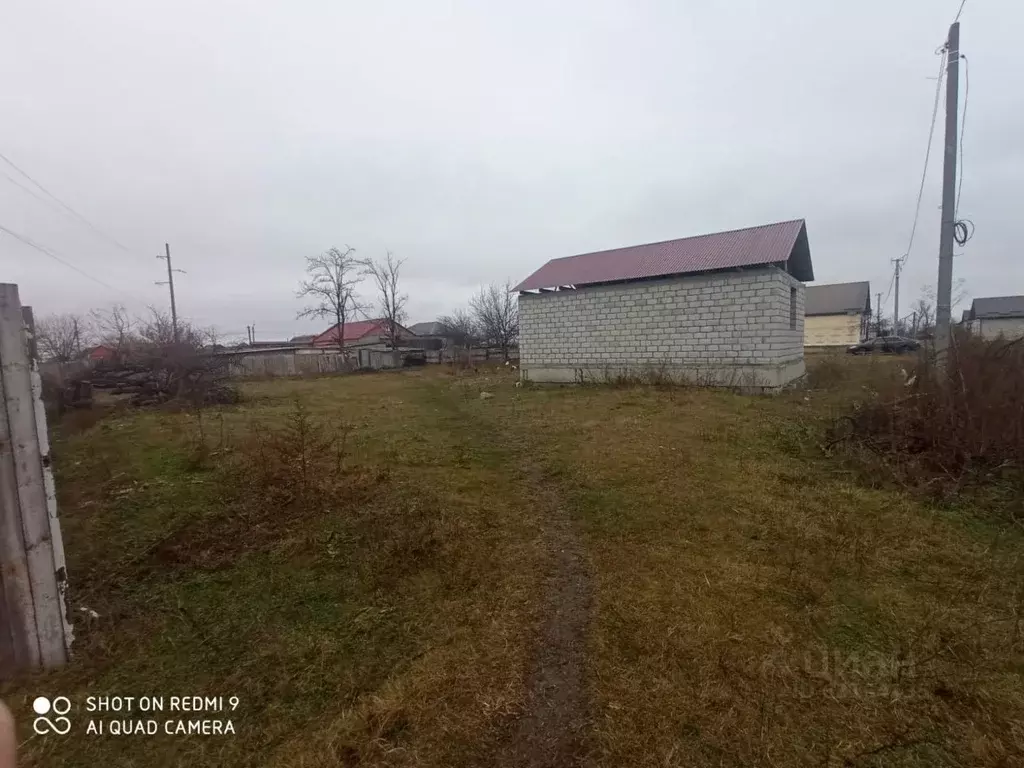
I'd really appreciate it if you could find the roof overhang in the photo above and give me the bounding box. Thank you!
[785,222,814,282]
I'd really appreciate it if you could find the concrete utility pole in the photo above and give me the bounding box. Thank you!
[156,243,183,344]
[935,21,960,359]
[892,257,902,334]
[876,292,883,336]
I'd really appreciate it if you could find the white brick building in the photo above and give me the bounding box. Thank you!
[515,220,814,391]
[963,296,1024,340]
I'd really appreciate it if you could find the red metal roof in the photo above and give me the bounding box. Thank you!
[312,319,415,347]
[514,219,812,291]
[312,319,385,346]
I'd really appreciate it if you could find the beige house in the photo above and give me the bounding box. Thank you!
[804,281,871,346]
[964,296,1024,339]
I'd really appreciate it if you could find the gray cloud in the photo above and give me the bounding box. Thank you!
[2,0,1020,340]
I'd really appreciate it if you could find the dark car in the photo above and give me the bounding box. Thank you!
[847,335,921,355]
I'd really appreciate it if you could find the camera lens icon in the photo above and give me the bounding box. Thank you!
[32,696,72,735]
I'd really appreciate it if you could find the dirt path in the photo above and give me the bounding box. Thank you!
[494,463,592,768]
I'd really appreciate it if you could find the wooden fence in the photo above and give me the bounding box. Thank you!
[0,284,72,675]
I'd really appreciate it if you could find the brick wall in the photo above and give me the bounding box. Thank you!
[518,266,805,389]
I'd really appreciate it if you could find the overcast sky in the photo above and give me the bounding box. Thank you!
[2,0,1020,341]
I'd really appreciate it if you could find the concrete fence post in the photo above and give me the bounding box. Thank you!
[0,284,72,675]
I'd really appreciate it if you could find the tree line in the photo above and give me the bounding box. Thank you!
[35,305,215,364]
[34,245,521,363]
[298,246,519,359]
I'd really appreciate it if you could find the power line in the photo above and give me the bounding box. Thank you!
[883,263,897,306]
[901,49,947,268]
[0,223,128,295]
[0,150,135,254]
[953,0,968,22]
[0,171,70,217]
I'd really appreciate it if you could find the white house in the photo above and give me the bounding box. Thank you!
[965,296,1024,339]
[515,219,814,391]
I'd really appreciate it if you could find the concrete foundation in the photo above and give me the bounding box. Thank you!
[521,358,804,393]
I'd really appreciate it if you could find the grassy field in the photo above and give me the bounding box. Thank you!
[3,355,1023,766]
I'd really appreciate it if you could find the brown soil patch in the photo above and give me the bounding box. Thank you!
[494,464,592,767]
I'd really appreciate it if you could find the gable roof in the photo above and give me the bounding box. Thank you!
[408,321,447,337]
[514,219,813,292]
[970,296,1024,320]
[804,281,871,316]
[312,319,414,346]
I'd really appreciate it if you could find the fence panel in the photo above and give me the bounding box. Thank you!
[0,284,71,675]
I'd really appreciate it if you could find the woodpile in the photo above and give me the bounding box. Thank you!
[69,362,240,407]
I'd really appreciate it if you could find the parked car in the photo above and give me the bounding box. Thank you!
[846,336,921,355]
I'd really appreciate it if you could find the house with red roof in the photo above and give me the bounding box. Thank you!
[311,318,412,349]
[514,219,815,391]
[82,344,117,362]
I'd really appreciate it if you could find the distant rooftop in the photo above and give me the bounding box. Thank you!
[805,281,871,316]
[970,295,1024,320]
[408,321,447,337]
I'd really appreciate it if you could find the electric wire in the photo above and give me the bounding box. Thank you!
[0,223,128,295]
[0,150,136,254]
[901,49,946,268]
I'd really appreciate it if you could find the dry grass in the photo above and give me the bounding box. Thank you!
[833,334,1024,513]
[3,370,547,767]
[3,358,1023,766]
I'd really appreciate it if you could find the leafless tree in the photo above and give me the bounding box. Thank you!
[469,281,519,360]
[36,313,91,362]
[363,250,407,348]
[91,304,135,354]
[437,308,479,349]
[296,246,366,352]
[137,307,210,351]
[917,279,968,334]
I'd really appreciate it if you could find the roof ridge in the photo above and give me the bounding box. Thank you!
[544,218,806,265]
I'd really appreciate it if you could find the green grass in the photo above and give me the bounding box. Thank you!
[4,358,1023,766]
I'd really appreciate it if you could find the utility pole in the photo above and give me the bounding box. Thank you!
[892,257,902,335]
[912,310,918,337]
[875,292,883,336]
[935,21,960,359]
[156,243,184,345]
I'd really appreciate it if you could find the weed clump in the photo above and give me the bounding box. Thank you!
[805,354,847,389]
[831,333,1024,508]
[242,398,364,510]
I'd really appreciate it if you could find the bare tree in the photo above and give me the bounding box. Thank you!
[918,279,968,335]
[469,281,519,360]
[90,304,135,355]
[297,246,365,353]
[36,313,91,362]
[363,250,407,348]
[911,298,934,335]
[137,307,210,351]
[437,308,478,349]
